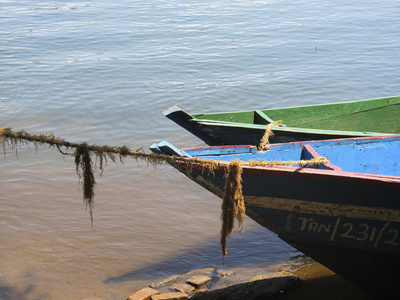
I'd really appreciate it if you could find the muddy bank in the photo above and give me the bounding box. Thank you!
[190,272,299,300]
[126,268,299,300]
[277,259,374,300]
[124,257,375,300]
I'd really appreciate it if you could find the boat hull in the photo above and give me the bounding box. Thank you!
[151,135,400,297]
[164,96,400,145]
[195,123,357,145]
[178,164,400,298]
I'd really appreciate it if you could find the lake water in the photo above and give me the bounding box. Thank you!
[1,0,399,299]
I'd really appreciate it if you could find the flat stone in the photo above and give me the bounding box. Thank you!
[172,283,196,293]
[186,275,212,287]
[249,271,295,282]
[150,275,182,288]
[190,274,299,300]
[151,292,188,300]
[127,287,160,300]
[216,269,235,278]
[149,268,216,289]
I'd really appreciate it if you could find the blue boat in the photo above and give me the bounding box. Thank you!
[151,135,400,299]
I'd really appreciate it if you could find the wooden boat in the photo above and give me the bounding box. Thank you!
[150,135,400,298]
[163,96,400,146]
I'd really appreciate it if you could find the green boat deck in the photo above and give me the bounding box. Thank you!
[192,96,400,133]
[164,96,400,145]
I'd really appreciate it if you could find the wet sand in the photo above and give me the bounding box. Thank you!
[277,257,374,300]
[124,256,375,300]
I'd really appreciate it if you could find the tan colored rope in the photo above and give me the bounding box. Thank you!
[259,120,282,151]
[175,156,329,171]
[1,127,329,254]
[0,128,171,225]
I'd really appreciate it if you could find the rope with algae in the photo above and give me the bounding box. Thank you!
[221,160,245,259]
[259,120,283,151]
[0,128,170,224]
[1,127,329,255]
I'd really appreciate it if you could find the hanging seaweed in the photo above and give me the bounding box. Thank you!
[220,160,245,258]
[1,126,329,246]
[75,143,96,224]
[0,128,170,224]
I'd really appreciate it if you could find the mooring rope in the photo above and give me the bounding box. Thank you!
[1,127,329,255]
[259,120,282,151]
[0,128,170,225]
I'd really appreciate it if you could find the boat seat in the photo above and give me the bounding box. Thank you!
[301,144,342,171]
[254,110,286,126]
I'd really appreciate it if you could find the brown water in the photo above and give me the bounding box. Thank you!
[0,148,295,299]
[0,145,375,300]
[2,0,399,299]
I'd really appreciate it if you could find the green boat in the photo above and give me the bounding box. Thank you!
[164,96,400,146]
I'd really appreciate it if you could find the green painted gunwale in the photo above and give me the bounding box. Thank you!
[192,96,400,134]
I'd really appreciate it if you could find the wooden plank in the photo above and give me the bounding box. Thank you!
[254,109,275,124]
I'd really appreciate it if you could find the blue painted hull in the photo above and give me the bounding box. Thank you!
[151,135,400,298]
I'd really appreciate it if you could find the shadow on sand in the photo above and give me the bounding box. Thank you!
[0,281,38,300]
[104,226,298,285]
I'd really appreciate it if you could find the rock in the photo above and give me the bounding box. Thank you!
[189,273,299,300]
[186,275,212,288]
[193,288,209,294]
[151,292,188,300]
[150,275,182,288]
[127,287,160,300]
[172,283,196,293]
[216,269,235,278]
[149,268,219,289]
[82,297,105,300]
[249,271,295,282]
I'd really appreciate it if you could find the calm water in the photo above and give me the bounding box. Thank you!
[1,0,399,299]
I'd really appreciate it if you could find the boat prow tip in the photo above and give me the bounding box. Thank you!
[162,105,183,116]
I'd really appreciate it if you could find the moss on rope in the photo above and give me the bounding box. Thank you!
[221,160,245,258]
[1,127,329,255]
[0,128,171,225]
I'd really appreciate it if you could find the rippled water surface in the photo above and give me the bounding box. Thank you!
[1,0,399,299]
